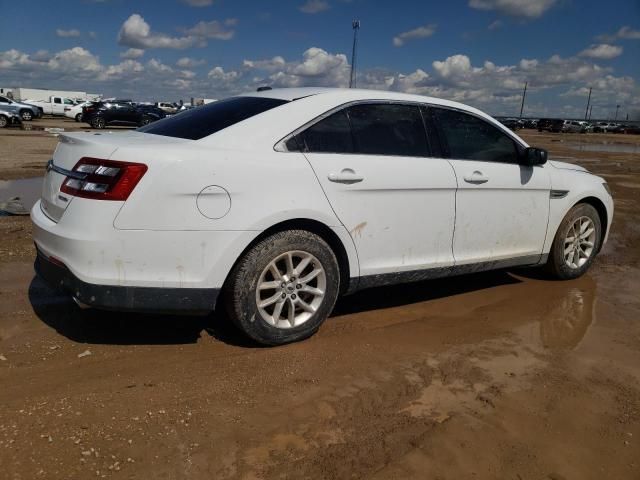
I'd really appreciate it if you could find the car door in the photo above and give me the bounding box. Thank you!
[293,102,457,277]
[429,106,550,265]
[52,97,65,115]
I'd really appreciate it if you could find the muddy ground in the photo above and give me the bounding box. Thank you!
[1,119,640,479]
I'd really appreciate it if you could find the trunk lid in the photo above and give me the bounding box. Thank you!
[41,131,184,222]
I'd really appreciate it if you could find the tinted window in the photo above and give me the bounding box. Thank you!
[54,98,61,104]
[0,97,9,104]
[434,108,518,163]
[348,104,428,157]
[139,96,288,140]
[297,110,353,153]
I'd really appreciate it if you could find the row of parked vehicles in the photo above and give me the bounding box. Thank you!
[499,116,640,134]
[0,94,189,129]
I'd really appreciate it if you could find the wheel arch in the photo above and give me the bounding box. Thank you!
[574,196,608,252]
[222,218,354,295]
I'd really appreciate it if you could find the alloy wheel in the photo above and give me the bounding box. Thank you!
[564,216,596,269]
[255,250,326,329]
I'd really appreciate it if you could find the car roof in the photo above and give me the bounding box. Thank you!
[239,87,478,112]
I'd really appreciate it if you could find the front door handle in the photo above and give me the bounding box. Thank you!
[463,171,489,184]
[328,168,364,184]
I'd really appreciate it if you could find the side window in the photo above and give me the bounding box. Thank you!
[0,96,8,104]
[54,98,62,104]
[64,98,74,105]
[347,104,429,157]
[433,107,518,163]
[297,110,354,154]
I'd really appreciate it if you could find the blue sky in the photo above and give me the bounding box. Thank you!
[1,0,639,118]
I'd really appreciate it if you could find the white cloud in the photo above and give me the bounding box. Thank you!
[181,0,214,6]
[179,70,197,79]
[469,0,557,18]
[118,14,199,49]
[243,56,286,71]
[120,48,145,59]
[147,58,174,74]
[597,26,640,43]
[299,0,330,14]
[579,44,623,60]
[183,19,235,40]
[1,45,639,118]
[488,20,502,30]
[207,67,239,81]
[56,29,81,38]
[393,24,437,47]
[177,57,206,68]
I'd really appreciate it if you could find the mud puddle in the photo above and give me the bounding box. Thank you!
[569,142,640,154]
[0,176,42,215]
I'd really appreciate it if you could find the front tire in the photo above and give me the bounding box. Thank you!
[224,230,340,346]
[20,110,33,121]
[546,203,602,280]
[0,116,8,128]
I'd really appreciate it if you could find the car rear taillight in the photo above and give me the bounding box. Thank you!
[60,157,147,201]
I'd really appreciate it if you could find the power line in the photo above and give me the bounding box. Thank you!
[349,20,360,89]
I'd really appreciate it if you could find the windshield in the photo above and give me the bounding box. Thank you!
[137,96,288,140]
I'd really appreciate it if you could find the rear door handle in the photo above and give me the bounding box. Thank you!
[463,171,489,184]
[328,168,364,184]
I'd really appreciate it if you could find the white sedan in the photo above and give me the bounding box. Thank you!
[64,101,91,122]
[31,88,614,345]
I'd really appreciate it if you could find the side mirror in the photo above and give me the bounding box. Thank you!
[522,147,548,166]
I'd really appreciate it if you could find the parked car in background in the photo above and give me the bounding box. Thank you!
[0,105,23,128]
[156,102,178,114]
[32,87,614,346]
[523,119,538,129]
[498,118,523,131]
[136,104,171,118]
[82,101,166,128]
[593,122,618,133]
[0,95,42,121]
[64,101,92,122]
[562,120,587,133]
[621,124,640,135]
[25,96,77,116]
[537,118,564,133]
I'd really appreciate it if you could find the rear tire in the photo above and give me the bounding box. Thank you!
[75,113,82,122]
[545,203,602,280]
[0,115,7,128]
[224,230,340,346]
[91,117,105,129]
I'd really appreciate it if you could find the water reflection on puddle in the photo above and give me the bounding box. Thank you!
[537,275,597,351]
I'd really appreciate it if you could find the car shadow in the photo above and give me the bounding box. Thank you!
[28,275,256,348]
[29,269,525,348]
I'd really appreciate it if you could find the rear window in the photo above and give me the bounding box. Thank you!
[138,96,288,140]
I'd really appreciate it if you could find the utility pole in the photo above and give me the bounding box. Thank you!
[519,81,527,119]
[614,104,620,121]
[588,105,593,120]
[584,87,592,121]
[349,20,360,88]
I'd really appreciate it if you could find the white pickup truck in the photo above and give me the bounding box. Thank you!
[25,96,78,116]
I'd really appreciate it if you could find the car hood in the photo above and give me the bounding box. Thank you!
[549,160,589,173]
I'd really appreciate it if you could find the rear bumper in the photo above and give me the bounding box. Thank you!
[35,248,219,313]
